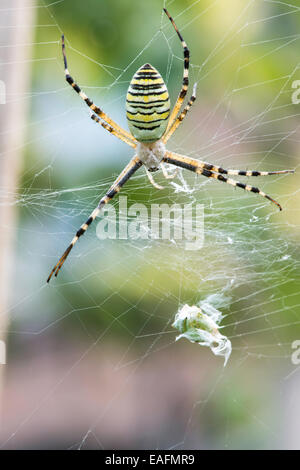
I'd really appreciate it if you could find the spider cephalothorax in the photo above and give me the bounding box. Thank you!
[47,8,294,283]
[135,141,166,172]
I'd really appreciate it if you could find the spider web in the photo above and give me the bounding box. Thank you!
[1,0,300,450]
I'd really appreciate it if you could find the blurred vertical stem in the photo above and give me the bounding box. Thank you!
[0,0,36,425]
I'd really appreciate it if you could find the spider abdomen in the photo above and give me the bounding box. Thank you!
[126,64,170,142]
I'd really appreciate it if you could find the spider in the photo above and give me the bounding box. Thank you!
[47,8,294,283]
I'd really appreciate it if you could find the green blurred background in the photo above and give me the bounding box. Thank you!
[0,0,299,449]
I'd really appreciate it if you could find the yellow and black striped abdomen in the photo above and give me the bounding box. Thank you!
[126,64,170,142]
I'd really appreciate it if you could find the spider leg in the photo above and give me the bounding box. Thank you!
[62,35,136,147]
[47,156,142,283]
[163,83,197,143]
[164,151,294,177]
[163,152,294,211]
[160,162,179,180]
[163,9,190,133]
[145,168,165,190]
[90,114,136,148]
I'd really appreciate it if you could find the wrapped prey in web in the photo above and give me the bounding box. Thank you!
[172,302,232,366]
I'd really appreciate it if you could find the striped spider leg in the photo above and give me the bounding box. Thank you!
[163,8,190,135]
[90,113,137,149]
[160,10,294,201]
[163,83,197,144]
[62,34,137,148]
[47,156,142,282]
[161,9,198,143]
[163,151,294,210]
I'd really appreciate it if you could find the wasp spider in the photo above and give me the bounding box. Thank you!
[47,8,294,282]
